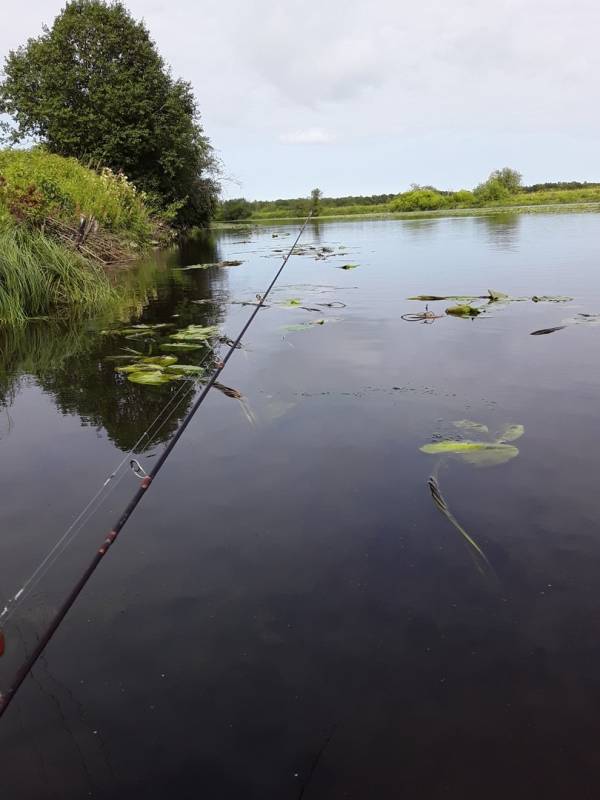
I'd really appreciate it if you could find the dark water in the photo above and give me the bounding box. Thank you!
[2,214,600,798]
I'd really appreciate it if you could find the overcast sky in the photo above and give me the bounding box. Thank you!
[2,0,599,199]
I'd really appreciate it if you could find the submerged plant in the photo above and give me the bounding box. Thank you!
[428,475,492,575]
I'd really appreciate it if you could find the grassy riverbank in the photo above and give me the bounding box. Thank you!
[0,149,163,324]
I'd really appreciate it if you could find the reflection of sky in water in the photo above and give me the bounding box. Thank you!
[2,214,600,798]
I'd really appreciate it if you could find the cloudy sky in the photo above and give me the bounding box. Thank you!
[1,0,599,199]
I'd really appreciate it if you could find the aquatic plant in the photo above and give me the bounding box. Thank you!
[420,420,524,468]
[445,305,481,317]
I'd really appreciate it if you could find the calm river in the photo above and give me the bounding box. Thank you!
[2,213,600,798]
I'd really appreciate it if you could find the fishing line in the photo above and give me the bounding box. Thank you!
[0,212,312,718]
[0,344,216,629]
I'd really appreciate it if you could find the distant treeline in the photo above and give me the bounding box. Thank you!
[217,170,600,221]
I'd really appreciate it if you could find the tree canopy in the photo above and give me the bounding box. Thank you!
[0,0,219,227]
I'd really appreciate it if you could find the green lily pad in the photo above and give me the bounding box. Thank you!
[495,423,524,443]
[420,440,519,467]
[445,305,481,317]
[339,264,359,270]
[283,298,302,306]
[453,420,489,435]
[141,355,178,367]
[127,371,177,385]
[169,325,220,342]
[114,363,162,374]
[164,364,205,375]
[160,343,205,352]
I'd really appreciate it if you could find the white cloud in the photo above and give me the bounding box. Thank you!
[280,128,336,145]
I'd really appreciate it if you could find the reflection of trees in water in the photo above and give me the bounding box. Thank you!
[0,235,227,453]
[474,213,521,251]
[399,218,443,240]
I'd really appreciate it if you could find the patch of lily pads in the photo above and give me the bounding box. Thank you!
[114,354,204,385]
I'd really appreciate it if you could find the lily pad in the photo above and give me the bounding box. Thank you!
[445,305,481,317]
[531,295,573,303]
[283,298,302,306]
[164,364,205,375]
[127,371,177,385]
[141,355,178,367]
[339,264,359,270]
[160,343,205,352]
[495,423,524,443]
[408,295,479,302]
[453,420,489,435]
[169,325,220,342]
[115,363,162,374]
[420,440,519,467]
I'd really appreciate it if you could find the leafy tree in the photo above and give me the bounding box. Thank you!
[483,167,522,194]
[0,0,218,227]
[473,177,511,203]
[218,198,253,221]
[310,188,322,217]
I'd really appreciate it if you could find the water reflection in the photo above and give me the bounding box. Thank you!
[0,234,228,452]
[474,212,521,251]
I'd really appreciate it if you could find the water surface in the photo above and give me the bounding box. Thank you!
[2,214,600,798]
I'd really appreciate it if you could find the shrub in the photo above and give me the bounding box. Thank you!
[218,198,253,221]
[390,189,448,212]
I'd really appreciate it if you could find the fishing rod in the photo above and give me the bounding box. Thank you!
[0,212,312,720]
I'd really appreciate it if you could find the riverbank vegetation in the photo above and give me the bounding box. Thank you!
[216,168,600,221]
[0,0,220,324]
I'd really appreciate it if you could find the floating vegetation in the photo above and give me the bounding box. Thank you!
[164,364,205,375]
[453,419,489,435]
[408,294,479,302]
[428,475,491,574]
[339,264,359,270]
[283,298,302,306]
[140,355,178,367]
[496,423,524,442]
[409,290,571,304]
[530,326,566,335]
[169,324,219,342]
[445,305,481,317]
[531,295,572,303]
[159,342,205,352]
[178,260,243,270]
[420,419,523,468]
[113,352,205,386]
[420,440,519,467]
[283,319,326,333]
[126,371,176,385]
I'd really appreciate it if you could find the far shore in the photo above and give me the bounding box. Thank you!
[212,201,600,228]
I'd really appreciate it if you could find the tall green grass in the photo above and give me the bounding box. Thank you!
[0,228,117,324]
